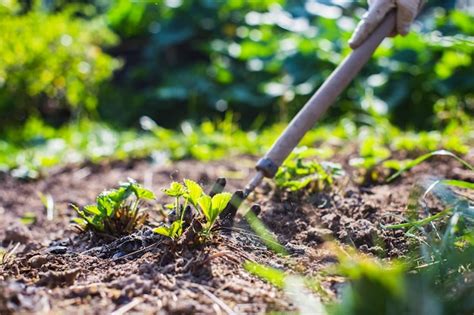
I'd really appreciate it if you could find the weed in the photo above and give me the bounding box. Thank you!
[154,179,232,240]
[382,150,474,236]
[71,179,155,236]
[38,192,55,221]
[1,113,472,179]
[19,212,37,225]
[275,147,344,191]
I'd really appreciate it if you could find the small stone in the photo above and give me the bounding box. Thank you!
[47,246,68,255]
[28,255,48,268]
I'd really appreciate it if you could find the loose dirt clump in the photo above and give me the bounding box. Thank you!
[0,154,472,314]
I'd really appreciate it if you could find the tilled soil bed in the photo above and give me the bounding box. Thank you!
[0,153,473,314]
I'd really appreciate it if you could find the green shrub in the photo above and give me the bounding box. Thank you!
[98,1,473,129]
[0,3,119,128]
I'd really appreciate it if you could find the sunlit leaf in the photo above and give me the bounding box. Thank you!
[197,194,212,222]
[153,220,183,239]
[184,178,203,206]
[163,182,186,197]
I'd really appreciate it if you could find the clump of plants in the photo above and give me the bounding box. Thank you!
[154,179,232,241]
[72,179,155,236]
[275,147,344,192]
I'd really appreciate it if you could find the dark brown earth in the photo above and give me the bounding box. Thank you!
[0,153,473,314]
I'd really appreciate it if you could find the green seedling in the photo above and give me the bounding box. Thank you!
[20,212,37,225]
[153,179,232,240]
[38,192,55,221]
[275,147,344,191]
[71,179,155,236]
[154,181,188,240]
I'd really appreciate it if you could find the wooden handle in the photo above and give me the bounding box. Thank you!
[256,11,396,177]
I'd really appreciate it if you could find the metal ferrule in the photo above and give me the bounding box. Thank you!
[255,157,279,178]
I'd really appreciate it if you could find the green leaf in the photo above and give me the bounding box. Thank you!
[197,194,212,222]
[134,186,156,200]
[184,179,203,206]
[130,182,156,200]
[165,203,175,210]
[442,179,474,190]
[20,212,37,225]
[245,210,289,255]
[153,220,183,239]
[211,192,232,221]
[72,217,88,228]
[105,186,133,203]
[83,205,101,216]
[163,182,186,197]
[97,193,115,216]
[170,220,183,238]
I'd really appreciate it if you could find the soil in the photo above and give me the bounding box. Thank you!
[0,153,473,314]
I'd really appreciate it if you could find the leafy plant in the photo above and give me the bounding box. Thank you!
[275,146,344,191]
[72,179,155,236]
[96,0,474,130]
[153,179,232,240]
[0,5,119,128]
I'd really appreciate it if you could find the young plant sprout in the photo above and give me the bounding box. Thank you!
[275,147,344,191]
[154,179,232,240]
[71,179,155,236]
[153,181,187,240]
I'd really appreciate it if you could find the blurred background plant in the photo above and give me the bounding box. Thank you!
[0,0,472,177]
[0,0,472,129]
[0,0,120,128]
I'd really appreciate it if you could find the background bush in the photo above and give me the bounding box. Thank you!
[0,0,119,128]
[0,0,472,130]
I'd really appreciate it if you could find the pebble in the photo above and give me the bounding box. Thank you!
[47,246,68,254]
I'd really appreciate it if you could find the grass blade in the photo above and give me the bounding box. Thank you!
[441,179,474,190]
[387,150,474,182]
[244,210,288,256]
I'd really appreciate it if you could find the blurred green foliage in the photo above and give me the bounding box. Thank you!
[274,146,344,191]
[0,0,472,129]
[99,0,474,129]
[1,113,471,179]
[0,0,119,127]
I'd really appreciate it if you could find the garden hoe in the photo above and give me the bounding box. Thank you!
[218,12,398,226]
